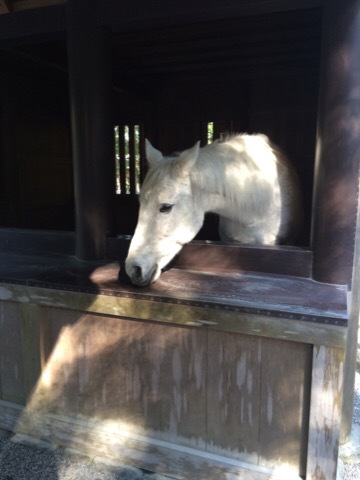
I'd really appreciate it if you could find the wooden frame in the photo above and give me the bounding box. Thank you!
[0,1,359,479]
[0,281,346,479]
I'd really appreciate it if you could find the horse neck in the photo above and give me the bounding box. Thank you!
[191,153,237,217]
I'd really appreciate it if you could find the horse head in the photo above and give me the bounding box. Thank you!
[125,139,204,286]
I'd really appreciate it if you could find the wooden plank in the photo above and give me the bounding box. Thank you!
[259,338,312,477]
[0,400,302,480]
[19,303,41,400]
[0,285,347,348]
[0,302,25,404]
[0,3,65,41]
[306,346,345,480]
[207,331,261,464]
[28,308,208,449]
[107,236,312,277]
[103,0,322,33]
[8,0,64,12]
[0,1,10,14]
[0,229,75,255]
[175,242,312,278]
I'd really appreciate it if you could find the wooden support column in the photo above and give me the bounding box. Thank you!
[311,0,360,286]
[66,0,114,260]
[307,346,344,480]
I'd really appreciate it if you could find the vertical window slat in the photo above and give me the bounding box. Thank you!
[139,126,146,185]
[119,125,127,194]
[128,124,136,194]
[115,124,144,195]
[114,126,120,194]
[134,125,141,194]
[207,121,214,144]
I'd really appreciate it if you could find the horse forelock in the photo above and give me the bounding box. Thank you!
[140,156,182,200]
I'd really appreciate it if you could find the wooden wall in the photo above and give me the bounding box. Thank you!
[0,289,345,479]
[0,8,320,239]
[0,58,73,229]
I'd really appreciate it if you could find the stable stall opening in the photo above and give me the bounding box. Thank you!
[110,8,321,246]
[0,6,321,267]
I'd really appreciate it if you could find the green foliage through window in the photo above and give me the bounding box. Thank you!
[114,125,142,195]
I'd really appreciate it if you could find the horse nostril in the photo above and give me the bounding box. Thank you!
[133,265,142,280]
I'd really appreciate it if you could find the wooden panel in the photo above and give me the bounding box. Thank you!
[306,346,344,480]
[0,1,9,14]
[175,242,312,277]
[0,301,25,403]
[0,401,279,480]
[0,283,347,348]
[29,307,208,449]
[19,303,41,399]
[207,332,311,475]
[259,338,312,477]
[8,0,64,12]
[207,330,261,463]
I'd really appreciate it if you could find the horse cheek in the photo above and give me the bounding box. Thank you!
[177,209,204,244]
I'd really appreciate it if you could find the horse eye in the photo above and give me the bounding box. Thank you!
[159,203,174,213]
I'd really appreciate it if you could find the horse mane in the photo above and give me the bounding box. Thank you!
[141,133,297,218]
[190,134,285,215]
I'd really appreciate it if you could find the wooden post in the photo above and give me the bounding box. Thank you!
[341,186,360,441]
[311,0,360,286]
[66,0,115,260]
[307,346,344,480]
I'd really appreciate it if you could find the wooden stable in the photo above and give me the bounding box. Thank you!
[0,1,360,479]
[0,236,349,480]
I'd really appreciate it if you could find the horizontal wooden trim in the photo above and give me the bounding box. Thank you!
[103,0,322,33]
[0,229,312,278]
[0,400,302,480]
[0,283,347,347]
[107,236,313,278]
[0,4,65,41]
[176,242,312,277]
[0,228,75,255]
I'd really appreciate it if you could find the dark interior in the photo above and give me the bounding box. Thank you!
[0,6,321,246]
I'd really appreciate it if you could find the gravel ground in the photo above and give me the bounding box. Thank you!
[0,432,171,480]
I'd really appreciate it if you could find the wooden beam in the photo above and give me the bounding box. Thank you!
[0,400,287,480]
[0,283,348,348]
[306,346,345,479]
[0,4,65,43]
[0,0,10,14]
[103,0,322,33]
[6,1,64,13]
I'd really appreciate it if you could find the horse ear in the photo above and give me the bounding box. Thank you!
[145,139,163,167]
[176,141,200,177]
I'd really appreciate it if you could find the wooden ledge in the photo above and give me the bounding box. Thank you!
[0,250,348,348]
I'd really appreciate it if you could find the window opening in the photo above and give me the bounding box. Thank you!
[114,124,142,195]
[207,121,214,144]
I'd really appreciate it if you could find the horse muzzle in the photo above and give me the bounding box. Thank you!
[126,261,159,287]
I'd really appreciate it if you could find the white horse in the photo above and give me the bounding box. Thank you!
[125,134,303,286]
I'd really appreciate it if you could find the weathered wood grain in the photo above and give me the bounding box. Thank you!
[0,292,346,479]
[0,400,302,480]
[259,338,312,477]
[306,346,344,480]
[29,308,208,449]
[20,303,41,400]
[207,330,261,463]
[0,284,347,348]
[0,301,25,404]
